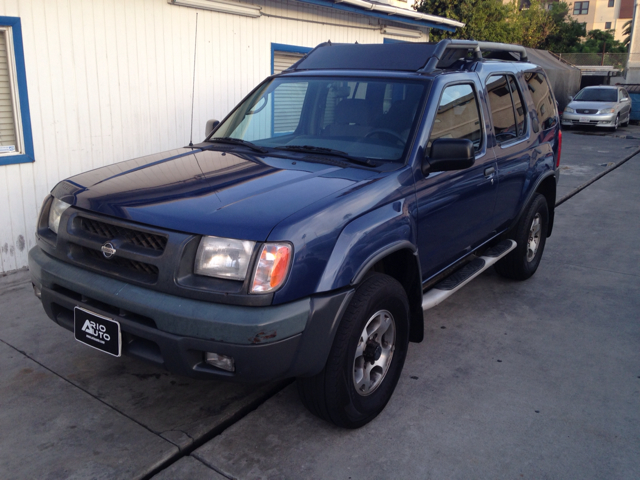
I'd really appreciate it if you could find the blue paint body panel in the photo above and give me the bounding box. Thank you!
[33,42,561,382]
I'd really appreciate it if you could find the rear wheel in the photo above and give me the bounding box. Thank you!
[495,193,549,280]
[297,273,410,428]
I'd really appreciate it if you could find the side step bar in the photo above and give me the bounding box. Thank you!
[422,240,517,311]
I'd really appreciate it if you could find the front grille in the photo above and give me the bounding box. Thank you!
[72,245,160,283]
[79,217,168,252]
[576,109,597,114]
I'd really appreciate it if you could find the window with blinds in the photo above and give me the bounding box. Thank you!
[273,51,307,134]
[273,51,304,75]
[0,27,21,156]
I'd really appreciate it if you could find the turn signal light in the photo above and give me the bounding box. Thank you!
[251,243,292,293]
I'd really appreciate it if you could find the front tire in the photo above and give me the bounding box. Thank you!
[622,113,630,127]
[297,274,410,428]
[495,193,549,281]
[610,114,619,132]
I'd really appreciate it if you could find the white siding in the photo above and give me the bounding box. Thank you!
[0,0,427,273]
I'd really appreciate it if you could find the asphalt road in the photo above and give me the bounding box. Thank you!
[1,126,639,479]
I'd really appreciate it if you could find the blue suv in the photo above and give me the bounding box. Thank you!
[30,40,561,428]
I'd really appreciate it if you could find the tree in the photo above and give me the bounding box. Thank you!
[542,2,586,52]
[575,29,627,53]
[622,20,632,48]
[414,0,521,44]
[516,0,556,48]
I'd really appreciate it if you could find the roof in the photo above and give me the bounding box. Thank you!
[293,0,464,31]
[286,40,530,73]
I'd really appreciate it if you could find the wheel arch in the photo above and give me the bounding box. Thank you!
[535,174,557,237]
[355,245,424,344]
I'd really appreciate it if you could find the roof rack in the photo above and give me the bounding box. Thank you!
[419,39,528,72]
[282,40,529,74]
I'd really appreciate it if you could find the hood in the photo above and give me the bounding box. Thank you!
[568,101,617,111]
[53,147,377,241]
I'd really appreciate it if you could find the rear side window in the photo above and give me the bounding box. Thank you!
[486,74,528,143]
[428,83,483,151]
[525,72,558,130]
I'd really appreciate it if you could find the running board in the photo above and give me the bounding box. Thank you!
[422,240,517,311]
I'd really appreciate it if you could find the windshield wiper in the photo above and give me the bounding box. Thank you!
[274,145,377,167]
[207,137,269,153]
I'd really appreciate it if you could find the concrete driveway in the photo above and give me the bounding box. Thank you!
[1,128,639,479]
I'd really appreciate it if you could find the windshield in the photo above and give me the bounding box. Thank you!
[211,76,428,163]
[574,88,617,102]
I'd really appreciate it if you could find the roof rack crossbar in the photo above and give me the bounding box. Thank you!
[477,41,528,61]
[419,39,528,73]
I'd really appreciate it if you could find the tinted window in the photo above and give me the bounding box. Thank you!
[428,84,482,151]
[508,76,527,136]
[574,88,617,102]
[212,77,427,162]
[486,75,519,143]
[525,72,558,130]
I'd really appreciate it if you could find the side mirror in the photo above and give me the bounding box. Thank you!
[422,138,475,175]
[568,96,573,101]
[205,119,220,138]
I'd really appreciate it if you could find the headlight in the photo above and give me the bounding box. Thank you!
[251,243,292,293]
[564,107,574,114]
[48,198,71,234]
[598,108,615,114]
[194,236,255,280]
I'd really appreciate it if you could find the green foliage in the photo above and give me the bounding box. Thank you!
[622,20,632,48]
[542,2,586,52]
[574,29,627,53]
[413,0,627,53]
[516,0,556,48]
[413,0,521,44]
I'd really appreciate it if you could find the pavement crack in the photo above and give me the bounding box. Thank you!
[0,338,177,445]
[556,146,640,207]
[191,454,236,480]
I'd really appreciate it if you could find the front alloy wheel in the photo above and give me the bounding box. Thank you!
[297,273,410,428]
[353,309,396,396]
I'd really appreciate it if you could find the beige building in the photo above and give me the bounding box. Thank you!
[568,0,634,42]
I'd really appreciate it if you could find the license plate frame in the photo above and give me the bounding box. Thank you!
[74,306,122,357]
[579,116,591,123]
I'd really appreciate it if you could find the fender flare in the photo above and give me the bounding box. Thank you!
[511,170,557,236]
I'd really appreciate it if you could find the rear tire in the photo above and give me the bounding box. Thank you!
[297,273,410,428]
[495,193,549,281]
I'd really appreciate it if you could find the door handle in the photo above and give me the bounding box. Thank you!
[484,166,495,177]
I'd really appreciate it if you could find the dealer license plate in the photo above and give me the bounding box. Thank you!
[579,116,591,123]
[74,307,122,357]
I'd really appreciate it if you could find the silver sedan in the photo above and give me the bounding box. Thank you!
[561,86,631,131]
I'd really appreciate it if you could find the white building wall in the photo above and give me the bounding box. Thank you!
[0,0,427,273]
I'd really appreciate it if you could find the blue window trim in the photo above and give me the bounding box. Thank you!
[271,43,313,75]
[0,16,34,166]
[294,0,455,32]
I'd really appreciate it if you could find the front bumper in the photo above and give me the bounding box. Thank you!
[561,112,616,127]
[29,247,352,382]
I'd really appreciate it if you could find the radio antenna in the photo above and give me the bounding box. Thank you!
[188,12,198,147]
